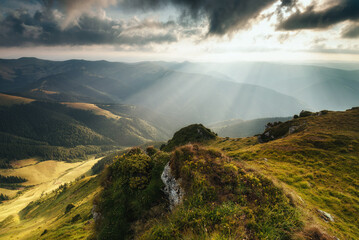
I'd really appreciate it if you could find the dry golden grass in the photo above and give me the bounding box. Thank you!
[0,157,102,222]
[0,188,18,198]
[62,102,122,120]
[0,93,34,106]
[10,158,39,169]
[0,176,100,240]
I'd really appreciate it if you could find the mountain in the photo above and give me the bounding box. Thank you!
[210,116,292,138]
[1,107,358,239]
[0,93,170,166]
[160,61,359,111]
[0,58,306,123]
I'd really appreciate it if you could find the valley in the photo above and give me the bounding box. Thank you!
[0,58,358,239]
[0,157,102,222]
[1,0,358,238]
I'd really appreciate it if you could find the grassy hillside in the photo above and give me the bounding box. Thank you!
[1,58,306,122]
[0,96,169,166]
[210,107,359,239]
[0,176,100,239]
[95,108,359,239]
[1,108,358,239]
[210,116,292,138]
[94,146,301,240]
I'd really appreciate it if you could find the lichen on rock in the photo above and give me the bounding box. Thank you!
[161,162,184,210]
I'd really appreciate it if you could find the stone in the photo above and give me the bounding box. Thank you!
[317,209,334,222]
[161,162,184,210]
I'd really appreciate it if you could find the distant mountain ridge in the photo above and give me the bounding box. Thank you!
[159,61,359,111]
[210,116,292,138]
[0,94,171,165]
[0,58,307,123]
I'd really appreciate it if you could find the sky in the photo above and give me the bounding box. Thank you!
[0,0,358,62]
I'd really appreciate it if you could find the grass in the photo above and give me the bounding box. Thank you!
[1,108,358,239]
[138,145,302,239]
[209,107,359,239]
[95,147,170,239]
[161,124,217,152]
[0,176,100,240]
[0,156,102,228]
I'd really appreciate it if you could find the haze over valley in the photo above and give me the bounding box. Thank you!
[1,0,359,239]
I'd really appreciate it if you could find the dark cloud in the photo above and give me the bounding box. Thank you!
[278,0,359,30]
[119,0,278,35]
[342,24,359,38]
[0,10,179,46]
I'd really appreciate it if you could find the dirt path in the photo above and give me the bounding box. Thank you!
[0,157,102,222]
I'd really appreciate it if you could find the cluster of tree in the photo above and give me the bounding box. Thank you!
[265,121,283,130]
[91,150,125,175]
[0,144,116,168]
[0,174,27,183]
[0,101,167,164]
[0,102,112,147]
[0,193,9,202]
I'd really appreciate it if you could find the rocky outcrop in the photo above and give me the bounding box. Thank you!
[92,204,102,222]
[161,162,184,210]
[317,209,334,222]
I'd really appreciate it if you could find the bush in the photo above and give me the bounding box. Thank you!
[161,124,216,152]
[65,203,75,214]
[299,110,313,118]
[140,145,302,239]
[96,147,169,239]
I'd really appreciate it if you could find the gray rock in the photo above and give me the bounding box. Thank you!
[161,162,184,210]
[317,209,334,222]
[288,126,299,134]
[92,204,102,222]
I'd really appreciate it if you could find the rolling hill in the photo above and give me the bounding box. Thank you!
[161,61,359,111]
[210,116,292,138]
[1,107,357,239]
[0,94,171,167]
[0,58,307,123]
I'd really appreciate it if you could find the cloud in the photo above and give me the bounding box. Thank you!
[42,0,117,29]
[34,0,281,36]
[0,10,181,47]
[119,0,278,36]
[278,0,359,30]
[342,24,359,38]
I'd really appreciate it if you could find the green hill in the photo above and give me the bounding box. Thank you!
[1,107,358,239]
[0,96,170,166]
[1,58,307,123]
[210,107,359,239]
[161,124,217,151]
[210,116,292,138]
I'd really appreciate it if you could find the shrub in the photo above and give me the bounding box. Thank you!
[65,203,75,214]
[96,147,169,239]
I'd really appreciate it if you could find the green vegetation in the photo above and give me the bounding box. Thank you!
[1,108,358,239]
[0,100,168,167]
[91,149,127,175]
[210,117,292,138]
[0,176,101,239]
[0,142,114,167]
[139,145,302,239]
[95,140,302,239]
[0,175,27,184]
[211,107,359,239]
[161,124,217,152]
[65,203,75,214]
[0,194,9,203]
[96,148,169,239]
